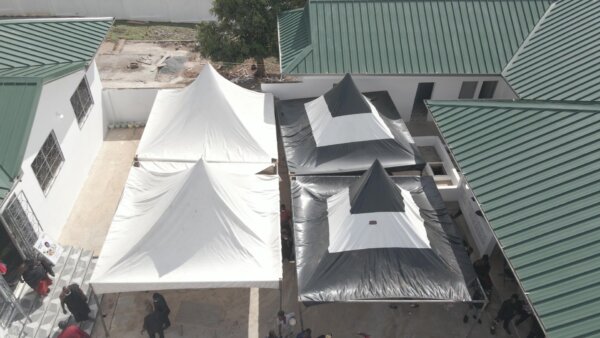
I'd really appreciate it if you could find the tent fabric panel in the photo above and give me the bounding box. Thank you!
[327,188,429,253]
[292,175,475,303]
[91,161,282,293]
[136,65,277,163]
[305,95,394,147]
[279,91,425,174]
[322,73,372,116]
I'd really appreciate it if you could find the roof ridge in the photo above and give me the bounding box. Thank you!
[0,17,113,25]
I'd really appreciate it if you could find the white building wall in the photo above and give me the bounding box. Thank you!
[102,88,158,124]
[262,75,516,121]
[13,62,105,240]
[0,0,215,23]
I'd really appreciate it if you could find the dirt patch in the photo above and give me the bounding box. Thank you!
[98,39,289,89]
[107,20,197,41]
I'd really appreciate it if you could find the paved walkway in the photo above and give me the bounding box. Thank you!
[59,128,143,255]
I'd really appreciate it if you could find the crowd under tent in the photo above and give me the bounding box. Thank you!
[291,160,475,304]
[278,74,425,175]
[91,160,282,294]
[137,64,277,165]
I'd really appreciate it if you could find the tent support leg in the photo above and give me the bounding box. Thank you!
[91,287,110,337]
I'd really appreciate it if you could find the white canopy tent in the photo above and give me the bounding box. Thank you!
[136,64,277,164]
[91,160,282,294]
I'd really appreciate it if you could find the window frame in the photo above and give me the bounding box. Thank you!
[69,76,94,128]
[31,131,65,195]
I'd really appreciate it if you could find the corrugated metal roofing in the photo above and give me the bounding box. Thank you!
[0,79,43,201]
[278,0,550,75]
[503,0,600,101]
[428,100,600,338]
[0,18,112,81]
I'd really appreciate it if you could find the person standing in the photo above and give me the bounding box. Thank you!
[493,294,519,334]
[60,284,91,322]
[56,320,90,338]
[22,259,54,296]
[141,301,165,338]
[152,293,171,330]
[276,310,296,338]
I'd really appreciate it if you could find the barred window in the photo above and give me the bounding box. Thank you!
[70,77,93,126]
[31,131,64,194]
[2,192,41,256]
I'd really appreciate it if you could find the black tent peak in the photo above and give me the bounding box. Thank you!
[323,73,372,117]
[348,160,405,214]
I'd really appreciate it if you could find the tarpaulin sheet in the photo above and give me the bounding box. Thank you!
[291,170,475,303]
[91,160,282,293]
[278,88,425,175]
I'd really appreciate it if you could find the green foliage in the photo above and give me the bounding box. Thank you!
[197,0,306,63]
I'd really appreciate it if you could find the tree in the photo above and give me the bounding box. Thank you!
[197,0,305,77]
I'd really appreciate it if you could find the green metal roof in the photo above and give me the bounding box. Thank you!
[503,0,600,101]
[0,18,113,81]
[428,100,600,338]
[278,0,550,75]
[0,79,43,201]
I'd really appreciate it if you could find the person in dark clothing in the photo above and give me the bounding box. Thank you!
[493,294,519,334]
[152,293,171,330]
[60,284,91,322]
[473,255,492,293]
[22,259,54,296]
[141,302,165,338]
[514,299,532,326]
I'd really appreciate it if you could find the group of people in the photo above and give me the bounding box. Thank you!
[141,293,171,338]
[272,310,333,338]
[492,294,534,335]
[469,254,544,337]
[280,204,295,263]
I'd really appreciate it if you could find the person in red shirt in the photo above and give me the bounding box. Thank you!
[57,320,90,338]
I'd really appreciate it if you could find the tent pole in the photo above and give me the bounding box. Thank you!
[91,286,110,337]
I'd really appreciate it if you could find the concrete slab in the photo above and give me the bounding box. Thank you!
[59,128,143,255]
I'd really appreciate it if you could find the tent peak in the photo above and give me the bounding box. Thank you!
[348,160,405,214]
[323,73,371,117]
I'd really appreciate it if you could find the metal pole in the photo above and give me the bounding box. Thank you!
[91,286,109,337]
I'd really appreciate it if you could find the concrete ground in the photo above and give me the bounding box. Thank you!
[59,128,143,255]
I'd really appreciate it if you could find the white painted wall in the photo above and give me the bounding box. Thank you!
[103,88,158,123]
[413,136,460,202]
[0,0,214,23]
[457,180,496,256]
[262,75,516,121]
[11,62,105,240]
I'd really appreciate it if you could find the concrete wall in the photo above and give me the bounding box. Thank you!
[103,88,158,124]
[9,62,105,240]
[0,0,214,23]
[262,75,516,121]
[413,136,460,202]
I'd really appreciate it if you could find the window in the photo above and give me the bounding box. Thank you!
[411,82,435,121]
[459,81,478,99]
[70,77,93,126]
[31,131,64,194]
[2,192,41,259]
[478,81,498,99]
